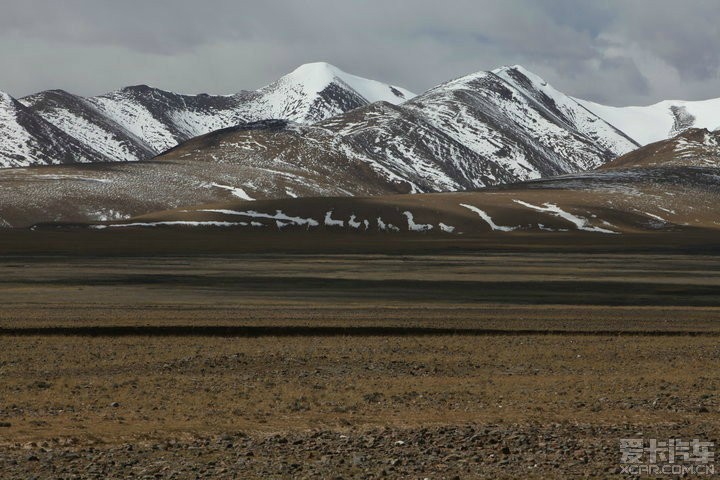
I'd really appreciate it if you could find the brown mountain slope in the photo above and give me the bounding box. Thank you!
[600,128,719,169]
[68,130,719,249]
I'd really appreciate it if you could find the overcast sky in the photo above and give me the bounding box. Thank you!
[2,0,718,105]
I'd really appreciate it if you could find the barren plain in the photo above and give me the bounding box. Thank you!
[0,253,719,478]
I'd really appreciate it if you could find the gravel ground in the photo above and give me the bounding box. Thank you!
[5,422,716,479]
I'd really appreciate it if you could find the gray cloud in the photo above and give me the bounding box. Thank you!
[1,0,718,105]
[604,1,720,81]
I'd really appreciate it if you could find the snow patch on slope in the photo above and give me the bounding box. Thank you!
[94,221,252,228]
[402,211,433,232]
[460,203,519,232]
[512,199,618,234]
[210,183,255,201]
[196,209,318,227]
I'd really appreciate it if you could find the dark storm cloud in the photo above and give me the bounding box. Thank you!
[0,0,718,105]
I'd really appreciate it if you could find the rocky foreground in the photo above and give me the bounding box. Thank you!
[5,422,714,479]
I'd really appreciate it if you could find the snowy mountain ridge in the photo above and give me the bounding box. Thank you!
[0,64,650,229]
[255,62,415,122]
[576,96,720,146]
[2,61,717,176]
[3,62,414,167]
[492,65,638,156]
[0,90,110,167]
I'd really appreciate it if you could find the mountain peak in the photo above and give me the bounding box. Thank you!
[493,64,530,74]
[278,62,346,94]
[493,64,550,87]
[275,62,415,104]
[289,61,345,77]
[20,89,77,104]
[118,84,166,95]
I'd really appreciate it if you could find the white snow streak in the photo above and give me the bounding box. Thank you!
[197,209,318,227]
[439,223,455,233]
[377,217,400,232]
[93,221,251,229]
[324,210,344,227]
[642,212,667,223]
[402,211,433,232]
[211,183,255,201]
[459,204,519,232]
[512,200,618,234]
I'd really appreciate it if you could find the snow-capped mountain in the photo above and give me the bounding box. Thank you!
[398,65,638,182]
[150,64,641,195]
[2,62,640,175]
[20,89,155,162]
[577,96,720,146]
[0,91,109,168]
[0,65,648,227]
[493,66,638,157]
[5,61,720,174]
[83,85,244,153]
[14,62,415,159]
[251,62,415,123]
